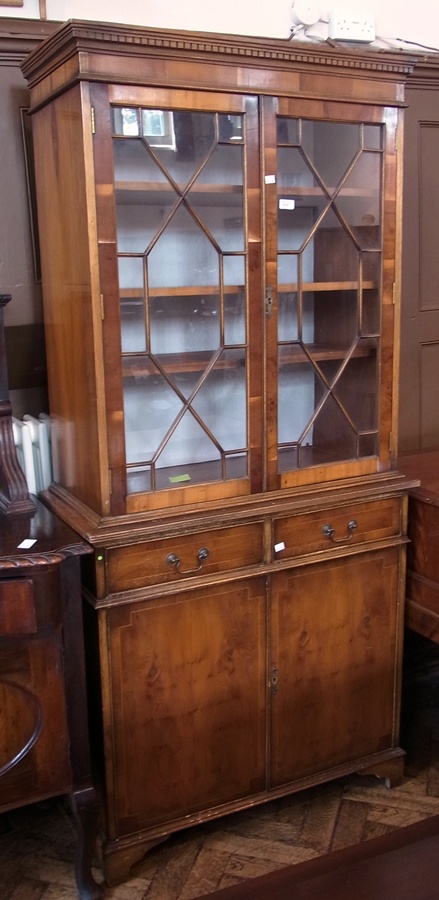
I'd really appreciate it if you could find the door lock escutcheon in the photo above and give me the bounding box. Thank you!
[265,287,273,317]
[270,665,279,694]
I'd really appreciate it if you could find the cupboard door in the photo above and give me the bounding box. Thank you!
[105,577,267,837]
[263,98,398,490]
[92,83,263,515]
[270,548,401,788]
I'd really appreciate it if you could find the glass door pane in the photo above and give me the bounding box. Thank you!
[275,116,383,475]
[112,107,249,495]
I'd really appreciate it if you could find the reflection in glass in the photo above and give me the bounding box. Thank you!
[119,257,146,353]
[192,352,247,452]
[120,299,146,353]
[112,107,140,136]
[363,124,382,150]
[278,206,316,253]
[277,117,299,144]
[278,292,298,343]
[158,412,222,470]
[361,289,380,335]
[148,205,219,291]
[277,146,318,192]
[123,373,182,464]
[224,256,245,338]
[219,114,244,142]
[113,139,168,183]
[302,120,359,189]
[336,151,381,245]
[278,361,315,444]
[116,175,178,254]
[149,295,220,357]
[142,109,175,148]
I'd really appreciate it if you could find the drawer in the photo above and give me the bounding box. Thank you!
[106,522,264,592]
[273,497,401,560]
[0,579,36,635]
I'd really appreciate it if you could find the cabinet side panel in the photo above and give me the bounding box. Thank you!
[31,86,109,515]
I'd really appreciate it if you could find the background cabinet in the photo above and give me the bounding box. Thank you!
[0,499,101,899]
[399,62,439,452]
[22,22,417,885]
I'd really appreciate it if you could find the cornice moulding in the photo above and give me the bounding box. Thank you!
[22,18,419,84]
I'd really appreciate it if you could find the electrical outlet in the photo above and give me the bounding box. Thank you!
[328,8,375,42]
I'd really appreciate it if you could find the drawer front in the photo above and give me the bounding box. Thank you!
[0,579,36,635]
[273,497,401,560]
[106,522,264,592]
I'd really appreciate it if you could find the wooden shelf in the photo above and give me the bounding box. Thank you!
[279,281,376,293]
[279,343,376,365]
[115,182,244,206]
[120,286,244,299]
[121,343,375,378]
[116,181,243,193]
[122,350,245,377]
[126,454,247,494]
[278,185,379,198]
[115,183,375,199]
[119,282,376,300]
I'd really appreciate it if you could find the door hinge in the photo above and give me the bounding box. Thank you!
[108,469,113,494]
[91,107,96,134]
[100,294,105,320]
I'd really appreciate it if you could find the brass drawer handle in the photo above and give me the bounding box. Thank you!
[166,547,210,575]
[322,519,357,544]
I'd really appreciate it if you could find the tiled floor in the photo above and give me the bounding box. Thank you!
[2,633,439,900]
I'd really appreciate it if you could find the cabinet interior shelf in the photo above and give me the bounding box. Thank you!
[120,286,243,299]
[115,182,243,206]
[279,185,378,198]
[122,344,375,378]
[115,182,376,199]
[122,351,243,377]
[279,282,376,293]
[120,282,376,300]
[116,182,243,192]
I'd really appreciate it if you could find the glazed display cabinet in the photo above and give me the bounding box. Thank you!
[22,21,417,884]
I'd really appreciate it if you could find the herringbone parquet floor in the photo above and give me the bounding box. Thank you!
[2,633,439,900]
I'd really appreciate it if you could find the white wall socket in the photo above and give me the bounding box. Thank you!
[328,8,375,42]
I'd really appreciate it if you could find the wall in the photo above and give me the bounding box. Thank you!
[2,0,439,50]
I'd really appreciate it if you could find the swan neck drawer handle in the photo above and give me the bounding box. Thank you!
[322,519,357,544]
[166,547,210,575]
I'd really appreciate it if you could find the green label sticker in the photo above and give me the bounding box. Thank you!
[169,473,191,483]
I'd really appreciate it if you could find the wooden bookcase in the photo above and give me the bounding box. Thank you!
[22,21,418,884]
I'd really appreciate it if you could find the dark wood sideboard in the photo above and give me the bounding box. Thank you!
[0,497,103,900]
[399,449,439,642]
